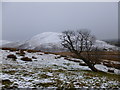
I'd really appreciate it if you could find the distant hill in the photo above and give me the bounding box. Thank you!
[103,39,120,47]
[2,32,118,52]
[0,40,11,47]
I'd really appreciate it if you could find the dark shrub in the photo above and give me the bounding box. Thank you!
[21,57,32,61]
[1,48,10,50]
[27,49,40,53]
[16,50,25,56]
[32,56,37,59]
[44,52,50,54]
[9,48,18,52]
[103,61,120,69]
[103,61,112,68]
[1,48,19,51]
[113,64,120,69]
[16,52,25,56]
[64,57,71,61]
[38,54,43,55]
[55,56,61,59]
[2,79,13,88]
[108,69,114,73]
[20,50,25,54]
[7,54,17,60]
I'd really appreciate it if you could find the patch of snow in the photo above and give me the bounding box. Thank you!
[33,79,53,84]
[95,64,108,72]
[114,69,120,75]
[94,40,117,50]
[46,72,53,77]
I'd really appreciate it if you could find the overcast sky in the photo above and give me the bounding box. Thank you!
[2,2,118,41]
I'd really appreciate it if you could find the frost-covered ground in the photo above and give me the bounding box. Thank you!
[1,49,120,88]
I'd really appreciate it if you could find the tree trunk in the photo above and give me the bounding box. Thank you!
[78,55,99,72]
[87,63,98,72]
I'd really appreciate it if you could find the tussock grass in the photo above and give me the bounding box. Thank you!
[7,54,17,60]
[21,57,32,61]
[1,47,19,51]
[2,79,13,88]
[82,70,120,81]
[2,70,16,75]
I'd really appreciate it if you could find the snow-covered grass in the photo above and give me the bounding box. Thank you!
[1,49,120,88]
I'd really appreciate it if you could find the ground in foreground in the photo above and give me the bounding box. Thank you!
[1,49,120,88]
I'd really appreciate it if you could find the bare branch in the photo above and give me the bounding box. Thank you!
[60,29,100,72]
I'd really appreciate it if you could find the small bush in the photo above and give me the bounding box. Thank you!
[35,82,55,87]
[38,74,52,78]
[21,57,32,61]
[3,70,16,74]
[9,83,18,89]
[9,48,18,52]
[1,48,19,51]
[1,48,10,50]
[32,56,37,59]
[64,57,71,60]
[20,50,25,54]
[44,52,50,54]
[2,79,13,88]
[38,54,43,55]
[55,56,61,59]
[108,69,114,73]
[7,54,17,60]
[27,49,40,53]
[113,64,120,69]
[16,52,25,56]
[103,61,120,69]
[16,50,25,56]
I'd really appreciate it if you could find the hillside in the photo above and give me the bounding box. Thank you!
[103,39,120,47]
[2,32,118,52]
[0,40,11,46]
[1,49,120,88]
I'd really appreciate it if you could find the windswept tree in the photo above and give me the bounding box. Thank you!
[60,29,101,72]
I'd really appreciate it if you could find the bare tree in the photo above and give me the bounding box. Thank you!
[60,30,101,72]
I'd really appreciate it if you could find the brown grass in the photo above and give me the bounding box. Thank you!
[1,47,41,53]
[16,50,25,56]
[21,57,32,61]
[26,49,41,53]
[1,48,19,51]
[54,51,120,62]
[7,54,17,60]
[1,47,120,66]
[55,51,120,69]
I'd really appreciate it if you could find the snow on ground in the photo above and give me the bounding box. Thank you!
[94,40,116,49]
[95,64,108,72]
[1,49,120,88]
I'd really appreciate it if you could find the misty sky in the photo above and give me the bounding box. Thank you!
[2,2,118,41]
